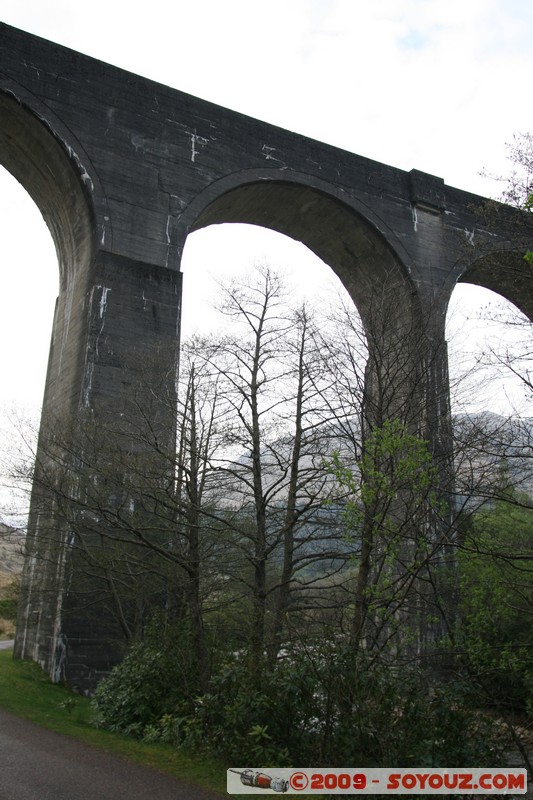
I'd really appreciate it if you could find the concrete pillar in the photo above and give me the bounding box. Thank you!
[15,252,182,689]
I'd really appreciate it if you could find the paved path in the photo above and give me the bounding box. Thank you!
[0,640,14,651]
[0,708,224,800]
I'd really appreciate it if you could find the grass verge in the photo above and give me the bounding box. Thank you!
[0,648,326,800]
[0,648,228,795]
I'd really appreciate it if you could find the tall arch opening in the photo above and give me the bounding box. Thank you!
[447,282,532,417]
[0,90,100,677]
[183,178,431,435]
[0,165,58,524]
[180,222,355,337]
[0,92,94,285]
[186,180,415,326]
[458,248,533,323]
[0,91,96,524]
[446,277,533,541]
[0,90,96,417]
[178,184,459,674]
[448,238,533,419]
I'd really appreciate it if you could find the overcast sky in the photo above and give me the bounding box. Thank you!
[0,0,532,418]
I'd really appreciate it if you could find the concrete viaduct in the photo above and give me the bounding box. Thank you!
[1,22,531,687]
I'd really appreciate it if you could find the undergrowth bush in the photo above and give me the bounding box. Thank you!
[91,638,504,767]
[91,643,184,736]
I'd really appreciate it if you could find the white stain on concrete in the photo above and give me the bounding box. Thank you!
[262,144,285,165]
[98,285,110,319]
[100,215,110,246]
[412,205,418,233]
[95,285,111,359]
[464,228,475,246]
[189,131,209,162]
[84,361,94,408]
[131,134,144,153]
[66,145,94,191]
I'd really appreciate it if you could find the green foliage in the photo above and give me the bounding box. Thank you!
[360,419,438,504]
[146,655,304,764]
[87,424,532,773]
[0,596,17,621]
[327,420,449,650]
[91,641,189,736]
[59,697,77,715]
[0,574,20,623]
[328,654,501,768]
[91,636,503,768]
[457,497,533,714]
[330,419,443,532]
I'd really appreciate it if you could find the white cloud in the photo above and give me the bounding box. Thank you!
[0,0,527,188]
[0,0,531,416]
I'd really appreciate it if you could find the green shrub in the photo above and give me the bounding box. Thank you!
[91,643,185,736]
[0,574,20,622]
[91,634,504,767]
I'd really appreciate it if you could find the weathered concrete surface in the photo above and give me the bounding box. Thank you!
[1,23,532,687]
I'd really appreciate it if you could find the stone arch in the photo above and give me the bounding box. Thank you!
[181,174,439,437]
[0,88,110,682]
[179,172,418,330]
[458,245,533,322]
[0,88,98,285]
[0,87,108,420]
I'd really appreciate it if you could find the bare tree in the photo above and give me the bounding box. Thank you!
[189,268,352,670]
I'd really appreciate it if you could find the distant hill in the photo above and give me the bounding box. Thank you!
[453,412,533,498]
[0,522,25,576]
[0,523,23,639]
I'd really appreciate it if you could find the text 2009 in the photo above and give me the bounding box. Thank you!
[310,773,367,790]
